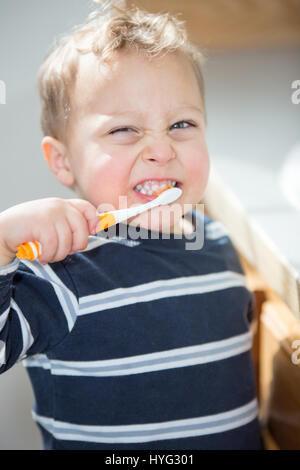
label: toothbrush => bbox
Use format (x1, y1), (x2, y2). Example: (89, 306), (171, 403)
(16, 187), (182, 260)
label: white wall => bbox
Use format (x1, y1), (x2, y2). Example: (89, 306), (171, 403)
(204, 48), (300, 272)
(0, 0), (299, 449)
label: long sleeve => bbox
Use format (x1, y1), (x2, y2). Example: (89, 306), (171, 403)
(0, 257), (79, 373)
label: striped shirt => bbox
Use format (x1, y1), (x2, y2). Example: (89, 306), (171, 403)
(0, 212), (262, 449)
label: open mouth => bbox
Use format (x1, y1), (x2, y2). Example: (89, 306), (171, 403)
(133, 179), (181, 197)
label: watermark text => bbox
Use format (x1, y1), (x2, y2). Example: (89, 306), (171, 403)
(96, 199), (205, 251)
(291, 80), (300, 104)
(0, 340), (6, 366)
(0, 80), (6, 104)
(291, 339), (300, 365)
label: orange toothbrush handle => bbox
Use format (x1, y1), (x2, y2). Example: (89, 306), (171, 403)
(16, 241), (42, 261)
(96, 212), (117, 232)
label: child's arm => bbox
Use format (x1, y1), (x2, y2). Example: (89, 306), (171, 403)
(0, 257), (79, 373)
(0, 198), (99, 372)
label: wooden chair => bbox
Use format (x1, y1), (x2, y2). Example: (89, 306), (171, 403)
(202, 169), (300, 450)
(240, 254), (300, 450)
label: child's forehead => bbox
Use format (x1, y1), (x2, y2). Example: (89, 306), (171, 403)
(74, 48), (180, 92)
(72, 53), (116, 115)
(72, 49), (201, 116)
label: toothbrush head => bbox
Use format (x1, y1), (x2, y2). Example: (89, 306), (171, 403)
(154, 186), (182, 206)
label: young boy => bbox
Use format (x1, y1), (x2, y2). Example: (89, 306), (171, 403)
(0, 4), (262, 449)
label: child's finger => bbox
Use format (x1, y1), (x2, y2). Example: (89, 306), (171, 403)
(65, 206), (90, 254)
(38, 225), (59, 264)
(52, 220), (74, 262)
(67, 199), (99, 235)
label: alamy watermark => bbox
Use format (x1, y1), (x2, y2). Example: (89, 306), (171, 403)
(96, 199), (205, 251)
(291, 339), (300, 365)
(0, 340), (6, 366)
(0, 80), (6, 104)
(291, 80), (300, 104)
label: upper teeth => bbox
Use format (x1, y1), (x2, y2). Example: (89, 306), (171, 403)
(134, 180), (177, 195)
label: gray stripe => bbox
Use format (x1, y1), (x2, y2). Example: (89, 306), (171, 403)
(36, 263), (77, 324)
(52, 335), (251, 374)
(24, 261), (77, 327)
(24, 332), (252, 376)
(11, 299), (34, 360)
(0, 257), (19, 275)
(0, 306), (9, 333)
(24, 354), (50, 369)
(49, 408), (256, 439)
(79, 272), (245, 312)
(32, 399), (258, 443)
(205, 221), (229, 239)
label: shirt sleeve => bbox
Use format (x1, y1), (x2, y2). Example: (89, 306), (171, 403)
(0, 257), (79, 373)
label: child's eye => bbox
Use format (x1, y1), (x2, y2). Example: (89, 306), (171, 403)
(108, 127), (141, 144)
(110, 127), (135, 134)
(170, 121), (195, 130)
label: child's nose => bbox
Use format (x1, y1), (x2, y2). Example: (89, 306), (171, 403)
(140, 140), (176, 165)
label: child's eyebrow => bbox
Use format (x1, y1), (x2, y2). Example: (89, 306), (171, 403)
(174, 105), (204, 116)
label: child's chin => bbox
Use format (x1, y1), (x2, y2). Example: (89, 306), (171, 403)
(129, 206), (183, 234)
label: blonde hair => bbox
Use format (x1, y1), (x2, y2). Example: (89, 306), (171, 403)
(38, 1), (207, 142)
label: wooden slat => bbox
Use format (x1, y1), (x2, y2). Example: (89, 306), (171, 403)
(259, 300), (300, 449)
(205, 189), (300, 450)
(202, 168), (300, 320)
(261, 427), (280, 450)
(132, 0), (300, 50)
(236, 253), (300, 449)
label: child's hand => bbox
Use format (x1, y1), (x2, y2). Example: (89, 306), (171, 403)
(0, 198), (99, 266)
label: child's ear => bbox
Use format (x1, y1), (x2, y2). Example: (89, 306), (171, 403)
(42, 136), (74, 187)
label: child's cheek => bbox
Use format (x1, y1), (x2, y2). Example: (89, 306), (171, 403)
(89, 158), (129, 208)
(186, 148), (210, 200)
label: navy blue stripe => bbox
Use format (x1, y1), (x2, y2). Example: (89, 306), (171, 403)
(51, 288), (251, 362)
(36, 352), (256, 426)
